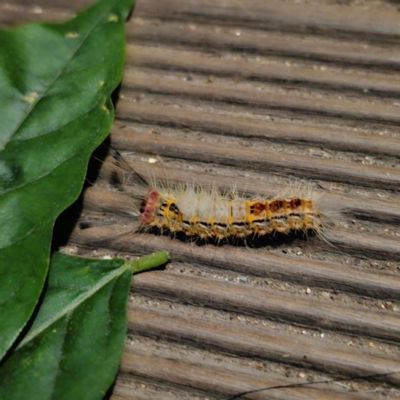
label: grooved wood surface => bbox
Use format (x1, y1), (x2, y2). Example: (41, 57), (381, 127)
(3, 0), (400, 398)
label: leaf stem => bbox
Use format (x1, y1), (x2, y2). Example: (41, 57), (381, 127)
(129, 251), (169, 274)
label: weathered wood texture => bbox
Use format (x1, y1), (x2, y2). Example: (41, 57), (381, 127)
(3, 0), (400, 398)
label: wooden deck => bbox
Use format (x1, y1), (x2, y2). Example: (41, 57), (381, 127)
(3, 0), (400, 398)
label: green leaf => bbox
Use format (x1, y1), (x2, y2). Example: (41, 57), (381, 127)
(0, 251), (169, 400)
(0, 0), (134, 360)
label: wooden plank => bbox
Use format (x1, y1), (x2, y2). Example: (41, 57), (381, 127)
(111, 130), (400, 190)
(121, 68), (400, 125)
(132, 270), (400, 343)
(128, 307), (400, 385)
(127, 44), (400, 97)
(111, 376), (203, 400)
(131, 7), (400, 68)
(0, 6), (72, 26)
(117, 95), (400, 158)
(134, 0), (400, 39)
(118, 341), (377, 400)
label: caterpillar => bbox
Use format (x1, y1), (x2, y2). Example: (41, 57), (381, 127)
(112, 151), (332, 243)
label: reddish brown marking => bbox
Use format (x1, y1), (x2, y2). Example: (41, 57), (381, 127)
(139, 189), (159, 223)
(251, 202), (265, 216)
(269, 200), (283, 213)
(290, 198), (301, 209)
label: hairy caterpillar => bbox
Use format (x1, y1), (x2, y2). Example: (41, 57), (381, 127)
(112, 151), (332, 243)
